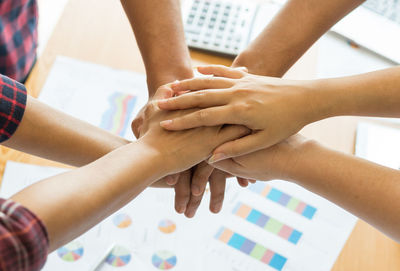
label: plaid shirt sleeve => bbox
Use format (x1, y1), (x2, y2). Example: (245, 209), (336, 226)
(0, 75), (47, 269)
(0, 74), (27, 142)
(0, 199), (49, 271)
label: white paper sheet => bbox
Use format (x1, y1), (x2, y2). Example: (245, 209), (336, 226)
(39, 56), (149, 140)
(316, 32), (394, 79)
(356, 122), (400, 170)
(1, 161), (357, 271)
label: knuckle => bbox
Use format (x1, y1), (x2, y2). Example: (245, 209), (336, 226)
(196, 110), (208, 121)
(143, 102), (156, 118)
(202, 77), (212, 85)
(194, 173), (209, 184)
(189, 196), (202, 206)
(194, 91), (206, 99)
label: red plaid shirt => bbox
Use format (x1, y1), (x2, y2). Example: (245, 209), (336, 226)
(0, 0), (38, 82)
(0, 74), (49, 270)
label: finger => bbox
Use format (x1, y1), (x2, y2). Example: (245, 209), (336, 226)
(184, 192), (204, 218)
(158, 89), (230, 111)
(171, 77), (234, 92)
(208, 132), (265, 163)
(197, 65), (247, 79)
(212, 159), (243, 177)
(166, 173), (180, 186)
(131, 117), (143, 139)
(237, 177), (250, 187)
(174, 170), (192, 214)
(153, 85), (174, 100)
(161, 106), (241, 130)
(209, 170), (227, 213)
(191, 162), (214, 196)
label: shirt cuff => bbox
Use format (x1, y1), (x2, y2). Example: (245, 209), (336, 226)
(0, 74), (27, 142)
(0, 198), (49, 271)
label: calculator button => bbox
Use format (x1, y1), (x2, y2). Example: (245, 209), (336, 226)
(186, 29), (200, 35)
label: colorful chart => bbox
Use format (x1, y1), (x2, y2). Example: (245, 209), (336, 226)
(113, 213), (132, 229)
(158, 219), (176, 234)
(248, 182), (317, 219)
(233, 202), (302, 244)
(100, 92), (137, 136)
(57, 240), (84, 262)
(215, 227), (287, 271)
(106, 245), (131, 267)
(151, 250), (177, 270)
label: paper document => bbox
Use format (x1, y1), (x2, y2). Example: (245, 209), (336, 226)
(39, 56), (149, 140)
(1, 161), (357, 271)
(356, 122), (400, 169)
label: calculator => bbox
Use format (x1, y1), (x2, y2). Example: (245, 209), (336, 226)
(182, 0), (282, 56)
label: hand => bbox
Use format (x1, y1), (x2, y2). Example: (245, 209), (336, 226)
(131, 83), (176, 138)
(158, 65), (318, 163)
(210, 134), (312, 182)
(137, 92), (250, 176)
(137, 85), (253, 217)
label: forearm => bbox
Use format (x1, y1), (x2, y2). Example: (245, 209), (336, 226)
(121, 0), (193, 95)
(11, 142), (166, 251)
(307, 67), (400, 121)
(233, 0), (363, 76)
(3, 96), (129, 167)
(288, 141), (400, 241)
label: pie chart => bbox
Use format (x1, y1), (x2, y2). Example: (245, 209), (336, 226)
(57, 240), (84, 262)
(106, 245), (131, 267)
(151, 250), (177, 270)
(158, 219), (176, 234)
(113, 213), (132, 229)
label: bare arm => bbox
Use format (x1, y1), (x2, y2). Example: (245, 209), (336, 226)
(291, 141), (400, 242)
(3, 96), (129, 166)
(159, 65), (400, 160)
(11, 104), (248, 251)
(210, 135), (400, 242)
(233, 0), (364, 76)
(120, 0), (193, 95)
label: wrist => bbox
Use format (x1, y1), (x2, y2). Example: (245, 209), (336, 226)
(300, 79), (347, 123)
(123, 142), (169, 184)
(233, 49), (287, 77)
(146, 66), (194, 97)
(132, 139), (177, 179)
(284, 138), (322, 183)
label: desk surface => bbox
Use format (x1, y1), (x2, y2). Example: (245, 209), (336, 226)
(1, 0), (400, 269)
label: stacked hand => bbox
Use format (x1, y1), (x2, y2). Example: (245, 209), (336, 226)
(132, 83), (254, 218)
(155, 65), (318, 186)
(158, 65), (317, 163)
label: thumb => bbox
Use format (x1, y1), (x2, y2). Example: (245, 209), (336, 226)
(208, 132), (265, 163)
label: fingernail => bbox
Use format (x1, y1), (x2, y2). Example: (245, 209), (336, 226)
(165, 176), (175, 185)
(208, 153), (226, 163)
(160, 120), (172, 127)
(177, 205), (186, 214)
(212, 203), (222, 213)
(185, 209), (195, 218)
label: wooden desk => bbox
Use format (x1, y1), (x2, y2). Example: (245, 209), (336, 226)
(2, 0), (400, 269)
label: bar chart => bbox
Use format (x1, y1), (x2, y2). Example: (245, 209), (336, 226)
(215, 227), (287, 271)
(232, 202), (303, 245)
(248, 182), (317, 219)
